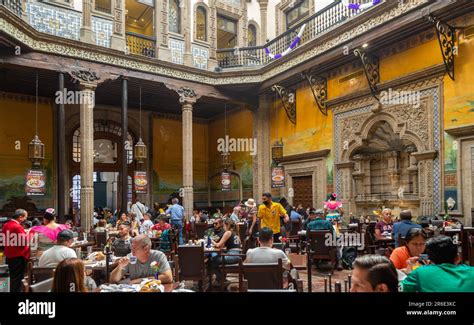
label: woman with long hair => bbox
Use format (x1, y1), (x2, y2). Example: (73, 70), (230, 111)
(52, 258), (88, 292)
(209, 218), (242, 286)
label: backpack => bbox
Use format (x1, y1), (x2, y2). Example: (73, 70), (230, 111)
(341, 246), (357, 270)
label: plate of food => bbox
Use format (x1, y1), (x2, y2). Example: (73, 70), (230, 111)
(135, 178), (148, 186)
(139, 279), (164, 292)
(26, 179), (45, 188)
(271, 175), (284, 182)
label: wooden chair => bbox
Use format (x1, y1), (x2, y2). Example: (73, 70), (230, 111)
(94, 231), (107, 249)
(218, 250), (246, 292)
(288, 219), (303, 253)
(238, 258), (284, 292)
(364, 222), (384, 254)
(468, 235), (474, 266)
(306, 230), (337, 292)
(462, 227), (474, 263)
(177, 244), (207, 291)
(397, 234), (407, 247)
(194, 222), (208, 239)
(30, 278), (54, 292)
(29, 266), (56, 286)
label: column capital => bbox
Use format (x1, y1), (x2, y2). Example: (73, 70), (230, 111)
(178, 87), (198, 105)
(69, 69), (101, 90)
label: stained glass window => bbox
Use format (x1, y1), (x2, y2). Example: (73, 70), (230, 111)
(169, 0), (181, 34)
(196, 6), (207, 41)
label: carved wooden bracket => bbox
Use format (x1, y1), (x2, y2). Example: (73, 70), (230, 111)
(353, 48), (379, 101)
(177, 87), (198, 104)
(271, 84), (296, 125)
(428, 14), (457, 81)
(302, 72), (327, 115)
(70, 69), (100, 83)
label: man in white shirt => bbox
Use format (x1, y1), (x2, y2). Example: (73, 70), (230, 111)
(131, 199), (147, 222)
(38, 230), (77, 267)
(245, 227), (290, 270)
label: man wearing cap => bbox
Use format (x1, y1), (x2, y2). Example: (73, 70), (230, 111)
(38, 229), (77, 267)
(244, 198), (258, 237)
(257, 193), (289, 242)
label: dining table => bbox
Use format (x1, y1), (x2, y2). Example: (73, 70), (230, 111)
(95, 281), (180, 292)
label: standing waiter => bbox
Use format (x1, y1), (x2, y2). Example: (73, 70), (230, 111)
(1, 209), (31, 292)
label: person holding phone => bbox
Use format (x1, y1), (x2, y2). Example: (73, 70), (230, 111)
(389, 228), (427, 274)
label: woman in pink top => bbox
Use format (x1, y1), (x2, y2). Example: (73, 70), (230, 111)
(30, 208), (70, 257)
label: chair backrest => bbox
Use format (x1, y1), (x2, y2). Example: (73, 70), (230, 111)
(307, 230), (333, 256)
(365, 222), (378, 245)
(468, 235), (474, 266)
(237, 222), (247, 244)
(289, 219), (302, 236)
(32, 266), (56, 284)
(239, 259), (283, 290)
(95, 231), (107, 248)
(398, 234), (407, 247)
(194, 222), (208, 239)
(30, 278), (54, 292)
(177, 244), (205, 279)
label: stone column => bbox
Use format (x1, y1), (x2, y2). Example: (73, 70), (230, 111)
(80, 0), (95, 44)
(336, 161), (355, 215)
(259, 0), (268, 43)
(178, 87), (197, 220)
(412, 150), (438, 216)
(183, 0), (192, 66)
(156, 0), (171, 61)
(79, 83), (96, 232)
(57, 73), (67, 220)
(111, 0), (126, 51)
(252, 94), (271, 199)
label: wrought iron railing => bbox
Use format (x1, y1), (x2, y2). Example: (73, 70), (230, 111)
(0, 0), (22, 17)
(126, 32), (156, 58)
(94, 0), (112, 14)
(217, 0), (382, 68)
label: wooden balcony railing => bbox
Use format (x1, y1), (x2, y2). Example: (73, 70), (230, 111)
(0, 0), (22, 17)
(126, 32), (156, 58)
(217, 0), (383, 69)
(94, 0), (111, 14)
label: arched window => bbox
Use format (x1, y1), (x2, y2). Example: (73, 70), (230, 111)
(72, 122), (134, 164)
(169, 0), (181, 34)
(196, 6), (207, 41)
(248, 24), (257, 47)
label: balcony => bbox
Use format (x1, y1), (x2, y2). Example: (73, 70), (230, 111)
(126, 32), (156, 58)
(217, 0), (382, 69)
(355, 193), (420, 203)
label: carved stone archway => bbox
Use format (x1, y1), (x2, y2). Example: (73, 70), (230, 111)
(333, 77), (442, 217)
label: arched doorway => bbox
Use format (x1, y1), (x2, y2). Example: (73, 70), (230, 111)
(68, 120), (137, 214)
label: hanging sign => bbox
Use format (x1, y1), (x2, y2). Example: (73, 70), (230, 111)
(221, 172), (231, 191)
(25, 169), (46, 196)
(134, 171), (148, 194)
(271, 166), (286, 188)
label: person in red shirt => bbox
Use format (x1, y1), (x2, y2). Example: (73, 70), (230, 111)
(152, 215), (172, 235)
(1, 209), (30, 292)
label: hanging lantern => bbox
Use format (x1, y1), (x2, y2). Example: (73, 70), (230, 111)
(134, 137), (147, 163)
(221, 151), (231, 170)
(29, 135), (45, 168)
(272, 139), (283, 163)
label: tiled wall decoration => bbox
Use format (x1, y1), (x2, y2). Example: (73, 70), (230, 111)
(169, 38), (184, 65)
(191, 44), (209, 70)
(92, 16), (113, 48)
(27, 2), (82, 40)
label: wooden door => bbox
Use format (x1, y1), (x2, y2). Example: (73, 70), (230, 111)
(292, 175), (313, 208)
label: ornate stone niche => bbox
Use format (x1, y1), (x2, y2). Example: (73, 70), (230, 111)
(333, 78), (443, 217)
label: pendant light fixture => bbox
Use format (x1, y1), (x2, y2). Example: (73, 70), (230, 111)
(221, 104), (231, 170)
(28, 70), (45, 168)
(134, 83), (147, 163)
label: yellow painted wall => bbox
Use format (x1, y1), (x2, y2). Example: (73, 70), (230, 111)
(152, 117), (209, 194)
(0, 97), (55, 209)
(270, 85), (333, 156)
(444, 14), (474, 129)
(208, 108), (254, 191)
